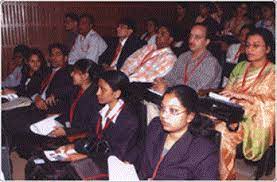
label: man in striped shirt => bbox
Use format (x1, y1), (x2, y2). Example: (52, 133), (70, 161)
(153, 23), (222, 93)
(121, 23), (177, 83)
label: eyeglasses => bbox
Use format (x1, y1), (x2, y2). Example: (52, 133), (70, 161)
(245, 43), (266, 49)
(159, 106), (186, 116)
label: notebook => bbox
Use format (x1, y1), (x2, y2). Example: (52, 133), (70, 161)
(30, 114), (63, 136)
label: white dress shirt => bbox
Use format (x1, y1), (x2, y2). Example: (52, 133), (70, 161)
(98, 99), (124, 129)
(2, 66), (22, 88)
(226, 43), (241, 64)
(68, 29), (107, 64)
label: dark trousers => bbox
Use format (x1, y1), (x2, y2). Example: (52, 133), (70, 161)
(2, 105), (67, 159)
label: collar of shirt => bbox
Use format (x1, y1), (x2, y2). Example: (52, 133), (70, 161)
(150, 44), (173, 57)
(189, 49), (209, 62)
(99, 99), (125, 126)
(40, 67), (61, 100)
(79, 29), (96, 40)
(120, 37), (128, 47)
(52, 67), (61, 72)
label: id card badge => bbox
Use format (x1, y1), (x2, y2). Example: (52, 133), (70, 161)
(65, 121), (71, 128)
(34, 158), (45, 164)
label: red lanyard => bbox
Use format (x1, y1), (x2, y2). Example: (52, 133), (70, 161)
(151, 155), (164, 179)
(69, 88), (84, 123)
(183, 51), (208, 84)
(40, 71), (56, 93)
(95, 104), (125, 139)
(131, 49), (158, 75)
(241, 61), (269, 92)
(139, 50), (157, 67)
(110, 42), (123, 66)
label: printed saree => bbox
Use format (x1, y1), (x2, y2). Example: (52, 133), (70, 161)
(216, 61), (275, 180)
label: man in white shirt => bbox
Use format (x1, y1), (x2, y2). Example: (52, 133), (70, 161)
(68, 13), (107, 64)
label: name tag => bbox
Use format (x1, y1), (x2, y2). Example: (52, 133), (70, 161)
(65, 122), (71, 128)
(34, 158), (45, 164)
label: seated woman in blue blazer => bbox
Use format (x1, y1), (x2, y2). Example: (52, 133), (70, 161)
(48, 58), (101, 138)
(138, 85), (219, 180)
(56, 70), (141, 163)
(2, 48), (48, 97)
(5, 59), (102, 158)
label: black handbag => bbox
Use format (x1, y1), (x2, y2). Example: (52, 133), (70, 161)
(81, 137), (112, 156)
(69, 157), (108, 180)
(25, 151), (108, 180)
(198, 97), (245, 131)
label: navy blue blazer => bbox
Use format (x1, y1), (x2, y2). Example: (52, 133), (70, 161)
(139, 116), (219, 180)
(75, 103), (141, 162)
(57, 83), (100, 135)
(42, 65), (73, 98)
(13, 68), (48, 98)
(99, 35), (146, 70)
(42, 65), (74, 114)
(2, 65), (74, 135)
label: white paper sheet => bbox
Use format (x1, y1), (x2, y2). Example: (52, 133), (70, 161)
(44, 149), (77, 162)
(147, 88), (163, 96)
(30, 114), (63, 136)
(209, 92), (230, 103)
(108, 155), (139, 181)
(2, 93), (19, 101)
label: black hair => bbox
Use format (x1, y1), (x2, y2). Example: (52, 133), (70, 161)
(146, 17), (159, 28)
(176, 2), (186, 10)
(235, 3), (249, 17)
(48, 43), (69, 56)
(163, 85), (198, 113)
(65, 12), (79, 23)
(163, 85), (216, 138)
(210, 2), (222, 14)
(80, 13), (94, 26)
(246, 27), (275, 62)
(261, 3), (274, 13)
(119, 18), (136, 32)
(191, 23), (212, 40)
(199, 2), (213, 14)
(27, 48), (46, 66)
(239, 24), (255, 35)
(73, 59), (103, 82)
(158, 21), (176, 41)
(23, 48), (48, 76)
(99, 70), (130, 99)
(237, 2), (248, 10)
(13, 44), (30, 59)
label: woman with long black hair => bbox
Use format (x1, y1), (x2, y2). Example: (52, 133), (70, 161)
(139, 85), (219, 180)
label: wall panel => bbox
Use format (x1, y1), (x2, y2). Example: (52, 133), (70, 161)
(2, 2), (177, 79)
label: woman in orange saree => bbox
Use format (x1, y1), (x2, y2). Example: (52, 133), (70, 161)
(217, 28), (275, 180)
